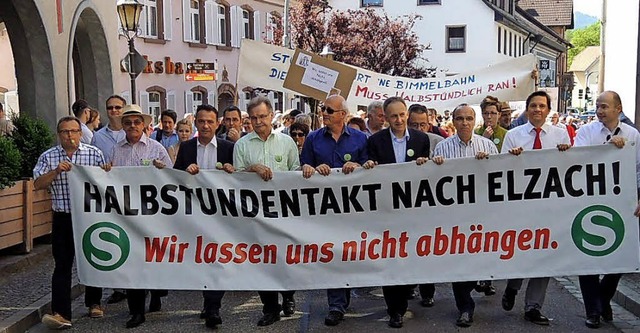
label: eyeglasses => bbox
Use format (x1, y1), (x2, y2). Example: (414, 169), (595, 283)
(58, 129), (82, 135)
(320, 106), (344, 114)
(107, 105), (123, 110)
(290, 132), (306, 138)
(122, 119), (144, 126)
(482, 112), (499, 116)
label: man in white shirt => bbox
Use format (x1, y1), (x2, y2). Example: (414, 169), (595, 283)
(574, 90), (640, 328)
(71, 99), (93, 144)
(500, 91), (571, 326)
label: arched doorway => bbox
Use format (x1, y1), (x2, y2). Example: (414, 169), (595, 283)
(69, 5), (113, 114)
(218, 83), (236, 112)
(0, 0), (55, 125)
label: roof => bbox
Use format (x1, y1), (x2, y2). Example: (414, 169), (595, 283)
(568, 46), (600, 72)
(518, 0), (574, 27)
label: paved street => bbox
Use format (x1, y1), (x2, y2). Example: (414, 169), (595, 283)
(25, 280), (628, 332)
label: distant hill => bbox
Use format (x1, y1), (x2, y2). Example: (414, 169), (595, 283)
(574, 11), (598, 29)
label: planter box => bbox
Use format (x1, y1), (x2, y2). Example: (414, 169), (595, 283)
(0, 179), (52, 252)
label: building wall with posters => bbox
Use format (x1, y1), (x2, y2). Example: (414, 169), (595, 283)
(114, 0), (285, 122)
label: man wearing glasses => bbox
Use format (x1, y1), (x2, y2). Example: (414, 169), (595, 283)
(475, 96), (508, 152)
(91, 95), (127, 164)
(233, 96), (300, 327)
(109, 105), (172, 329)
(300, 94), (368, 326)
(35, 116), (108, 329)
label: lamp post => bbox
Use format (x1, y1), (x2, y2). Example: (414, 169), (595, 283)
(117, 0), (144, 104)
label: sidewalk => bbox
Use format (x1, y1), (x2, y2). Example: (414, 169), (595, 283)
(1, 245), (640, 332)
(0, 245), (83, 333)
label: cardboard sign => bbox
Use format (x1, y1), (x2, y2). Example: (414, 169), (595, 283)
(283, 48), (357, 101)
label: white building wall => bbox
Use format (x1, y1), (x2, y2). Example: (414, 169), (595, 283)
(604, 0), (639, 122)
(328, 0), (512, 75)
(115, 0), (284, 119)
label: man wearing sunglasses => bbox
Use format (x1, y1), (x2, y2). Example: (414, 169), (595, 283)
(91, 95), (127, 164)
(300, 94), (369, 327)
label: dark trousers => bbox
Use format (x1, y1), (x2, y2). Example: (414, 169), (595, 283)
(382, 285), (412, 316)
(419, 283), (435, 299)
(452, 281), (477, 314)
(127, 289), (168, 315)
(51, 212), (102, 320)
(258, 290), (295, 314)
(203, 290), (226, 315)
(578, 274), (623, 316)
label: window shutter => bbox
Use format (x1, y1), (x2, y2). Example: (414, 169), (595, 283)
(230, 6), (240, 48)
(185, 91), (194, 115)
(205, 1), (216, 44)
(139, 4), (148, 37)
(266, 12), (274, 42)
(167, 90), (176, 111)
(253, 11), (262, 41)
(164, 0), (172, 40)
(267, 91), (275, 110)
(208, 91), (217, 108)
(121, 91), (131, 105)
(139, 91), (150, 117)
(182, 0), (191, 41)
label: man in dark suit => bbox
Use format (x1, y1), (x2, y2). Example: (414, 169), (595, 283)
(363, 97), (430, 328)
(174, 104), (234, 330)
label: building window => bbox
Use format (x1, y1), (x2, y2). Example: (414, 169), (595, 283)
(190, 0), (200, 41)
(509, 31), (512, 56)
(361, 0), (383, 7)
(148, 92), (161, 121)
(417, 0), (440, 4)
(192, 92), (203, 112)
(497, 27), (502, 53)
(218, 4), (227, 45)
(147, 0), (158, 37)
(242, 9), (250, 39)
(446, 26), (466, 53)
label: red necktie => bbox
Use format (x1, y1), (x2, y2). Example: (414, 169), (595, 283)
(533, 128), (542, 150)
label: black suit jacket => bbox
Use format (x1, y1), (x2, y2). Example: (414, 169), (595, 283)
(367, 128), (430, 165)
(173, 137), (235, 171)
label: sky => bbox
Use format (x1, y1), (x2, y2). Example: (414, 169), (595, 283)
(573, 0), (602, 18)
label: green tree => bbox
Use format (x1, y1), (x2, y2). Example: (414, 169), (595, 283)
(567, 22), (600, 67)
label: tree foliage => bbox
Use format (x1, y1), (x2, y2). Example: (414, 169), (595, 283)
(283, 0), (433, 78)
(567, 22), (600, 67)
(11, 114), (55, 179)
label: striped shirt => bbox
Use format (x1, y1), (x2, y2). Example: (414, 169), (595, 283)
(575, 120), (640, 188)
(33, 143), (105, 213)
(233, 131), (300, 172)
(433, 134), (499, 159)
(110, 133), (173, 168)
(501, 122), (570, 153)
(91, 124), (125, 164)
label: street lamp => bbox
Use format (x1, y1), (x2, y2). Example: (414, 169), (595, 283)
(319, 45), (335, 61)
(117, 0), (144, 104)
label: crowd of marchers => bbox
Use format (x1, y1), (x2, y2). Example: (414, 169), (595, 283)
(33, 88), (640, 330)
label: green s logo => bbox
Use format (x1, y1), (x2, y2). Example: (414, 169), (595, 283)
(82, 222), (130, 271)
(572, 205), (625, 257)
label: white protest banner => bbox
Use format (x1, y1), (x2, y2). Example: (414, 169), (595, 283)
(70, 145), (639, 290)
(237, 39), (297, 94)
(236, 39), (536, 110)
